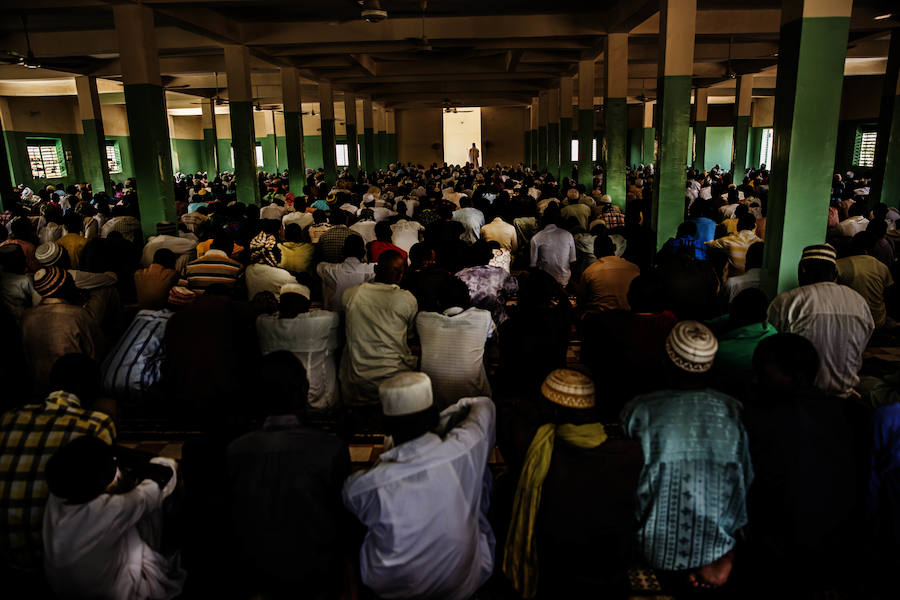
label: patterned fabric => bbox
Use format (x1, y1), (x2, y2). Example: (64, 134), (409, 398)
(0, 392), (115, 569)
(101, 309), (172, 405)
(180, 211), (209, 233)
(318, 226), (358, 264)
(456, 265), (519, 325)
(249, 232), (279, 267)
(100, 215), (142, 243)
(181, 249), (243, 291)
(600, 209), (626, 230)
(622, 389), (752, 572)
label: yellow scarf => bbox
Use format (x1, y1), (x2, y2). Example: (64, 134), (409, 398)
(502, 422), (607, 598)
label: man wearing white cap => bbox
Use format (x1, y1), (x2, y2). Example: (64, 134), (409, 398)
(257, 283), (341, 410)
(342, 372), (496, 600)
(767, 243), (874, 397)
(622, 321), (752, 591)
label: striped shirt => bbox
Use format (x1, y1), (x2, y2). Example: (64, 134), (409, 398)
(0, 392), (115, 570)
(101, 309), (172, 404)
(181, 249), (243, 291)
(706, 229), (761, 277)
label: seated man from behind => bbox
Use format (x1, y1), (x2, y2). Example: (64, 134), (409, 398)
(837, 231), (894, 329)
(42, 436), (183, 599)
(416, 276), (495, 409)
(708, 287), (777, 391)
(0, 354), (116, 571)
(343, 372), (495, 600)
(740, 334), (865, 596)
(705, 213), (761, 277)
(340, 250), (418, 407)
(227, 351), (351, 598)
(256, 284), (340, 411)
(134, 248), (178, 310)
(622, 321), (753, 591)
(578, 231), (640, 312)
(767, 244), (874, 397)
(181, 231), (243, 293)
(317, 235), (375, 312)
(501, 369), (642, 598)
(456, 240), (519, 325)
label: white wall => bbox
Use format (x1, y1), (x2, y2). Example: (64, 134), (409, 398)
(442, 107), (482, 166)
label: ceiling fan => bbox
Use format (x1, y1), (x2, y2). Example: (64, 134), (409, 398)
(0, 16), (40, 69)
(0, 15), (101, 72)
(406, 1), (433, 53)
(441, 99), (473, 114)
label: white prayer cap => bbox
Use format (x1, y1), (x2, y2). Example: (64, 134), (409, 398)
(280, 282), (310, 300)
(363, 193), (375, 203)
(380, 372), (433, 417)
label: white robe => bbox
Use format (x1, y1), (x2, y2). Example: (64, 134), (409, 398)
(43, 458), (184, 600)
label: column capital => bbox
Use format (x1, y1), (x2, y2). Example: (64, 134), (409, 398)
(280, 66), (302, 113)
(605, 32), (629, 99)
(224, 45), (253, 103)
(659, 0), (697, 77)
(113, 3), (161, 86)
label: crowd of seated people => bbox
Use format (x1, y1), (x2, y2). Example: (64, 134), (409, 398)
(1, 159), (899, 599)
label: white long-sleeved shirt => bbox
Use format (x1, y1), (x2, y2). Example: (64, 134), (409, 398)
(342, 397), (496, 600)
(245, 263), (298, 301)
(529, 224), (577, 286)
(452, 207), (485, 245)
(256, 310), (341, 409)
(42, 458), (183, 600)
(317, 257), (375, 312)
(767, 281), (874, 397)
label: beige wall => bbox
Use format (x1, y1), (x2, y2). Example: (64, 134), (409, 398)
(481, 106), (527, 166)
(171, 114), (203, 139)
(4, 96), (80, 133)
(397, 108), (443, 165)
(100, 104), (130, 136)
(215, 113), (232, 138)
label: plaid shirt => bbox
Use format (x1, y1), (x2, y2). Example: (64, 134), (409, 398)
(318, 225), (359, 264)
(0, 392), (115, 570)
(600, 209), (626, 229)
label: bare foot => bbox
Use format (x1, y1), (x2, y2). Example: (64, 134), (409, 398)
(687, 549), (735, 589)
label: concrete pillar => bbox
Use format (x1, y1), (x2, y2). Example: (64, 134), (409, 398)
(763, 0), (852, 295)
(577, 59), (595, 188)
(386, 109), (397, 166)
(200, 98), (219, 176)
(260, 111), (278, 174)
(874, 28), (900, 206)
(344, 93), (359, 177)
(113, 3), (175, 238)
(319, 81), (337, 184)
(604, 32), (628, 209)
(651, 0), (696, 250)
(538, 90), (549, 171)
(560, 76), (574, 180)
(731, 74), (753, 179)
(374, 103), (387, 169)
(693, 88), (708, 171)
(224, 45), (260, 204)
(362, 96), (375, 173)
(642, 101), (655, 165)
(0, 100), (14, 211)
(280, 66), (306, 195)
(547, 88), (560, 179)
(75, 76), (112, 194)
(529, 98), (539, 168)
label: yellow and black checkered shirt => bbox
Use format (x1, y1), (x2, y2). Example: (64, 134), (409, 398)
(0, 391), (115, 570)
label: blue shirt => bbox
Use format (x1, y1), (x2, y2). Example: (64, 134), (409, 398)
(661, 235), (708, 260)
(622, 389), (753, 571)
(689, 217), (717, 243)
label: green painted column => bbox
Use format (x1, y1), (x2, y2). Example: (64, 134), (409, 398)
(604, 32), (628, 208)
(344, 93), (359, 177)
(75, 76), (112, 194)
(731, 74), (753, 179)
(362, 97), (375, 173)
(319, 81), (337, 184)
(693, 88), (708, 171)
(747, 127), (763, 170)
(874, 28), (900, 206)
(280, 67), (305, 194)
(200, 98), (218, 176)
(262, 133), (277, 173)
(0, 104), (14, 211)
(524, 130), (532, 166)
(113, 4), (175, 239)
(547, 88), (560, 179)
(762, 0), (852, 295)
(577, 59), (595, 188)
(225, 45), (260, 204)
(559, 76), (574, 179)
(642, 128), (655, 165)
(652, 0), (696, 250)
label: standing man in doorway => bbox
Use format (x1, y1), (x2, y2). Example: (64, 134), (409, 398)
(469, 142), (480, 168)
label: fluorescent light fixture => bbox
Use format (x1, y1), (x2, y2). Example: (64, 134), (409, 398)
(874, 13), (893, 20)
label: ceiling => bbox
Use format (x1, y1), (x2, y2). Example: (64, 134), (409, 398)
(0, 0), (896, 109)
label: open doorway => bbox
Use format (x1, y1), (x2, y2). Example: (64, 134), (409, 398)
(442, 107), (482, 166)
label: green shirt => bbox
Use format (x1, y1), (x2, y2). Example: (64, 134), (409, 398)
(714, 321), (777, 376)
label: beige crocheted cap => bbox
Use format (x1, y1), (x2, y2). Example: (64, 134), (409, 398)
(665, 320), (718, 373)
(541, 369), (596, 409)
